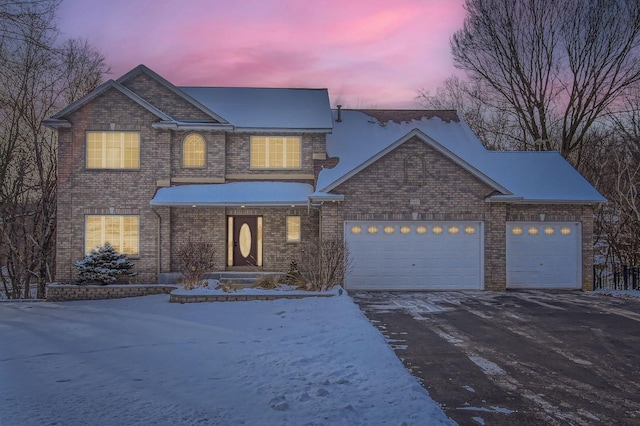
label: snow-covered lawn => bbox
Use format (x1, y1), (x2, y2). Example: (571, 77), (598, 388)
(0, 291), (453, 426)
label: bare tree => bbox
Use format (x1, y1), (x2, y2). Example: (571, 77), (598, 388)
(417, 76), (525, 150)
(450, 0), (640, 162)
(0, 1), (107, 298)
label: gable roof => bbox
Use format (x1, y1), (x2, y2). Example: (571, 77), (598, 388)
(317, 109), (605, 204)
(43, 80), (173, 127)
(117, 65), (229, 124)
(180, 86), (333, 132)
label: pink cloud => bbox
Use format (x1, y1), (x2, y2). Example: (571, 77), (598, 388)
(58, 0), (466, 108)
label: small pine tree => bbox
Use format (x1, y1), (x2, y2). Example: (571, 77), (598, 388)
(75, 243), (134, 285)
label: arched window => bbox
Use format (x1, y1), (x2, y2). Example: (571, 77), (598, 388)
(183, 134), (205, 168)
(404, 154), (426, 185)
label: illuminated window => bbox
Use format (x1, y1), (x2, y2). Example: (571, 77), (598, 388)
(367, 226), (378, 234)
(528, 227), (539, 235)
(286, 216), (301, 242)
(86, 132), (139, 169)
(512, 227), (523, 235)
(544, 227), (555, 235)
(416, 226), (427, 234)
(448, 226), (459, 234)
(433, 226), (443, 235)
(183, 134), (205, 167)
(464, 226), (476, 235)
(251, 136), (301, 169)
(400, 226), (411, 234)
(384, 226), (395, 234)
(351, 226), (362, 235)
(560, 227), (572, 235)
(85, 215), (139, 255)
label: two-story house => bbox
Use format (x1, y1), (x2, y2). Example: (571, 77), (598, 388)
(45, 65), (605, 291)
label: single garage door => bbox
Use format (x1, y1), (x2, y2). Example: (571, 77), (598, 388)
(344, 221), (483, 290)
(506, 222), (581, 289)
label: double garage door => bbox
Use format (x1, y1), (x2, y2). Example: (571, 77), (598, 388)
(345, 220), (582, 290)
(345, 221), (484, 290)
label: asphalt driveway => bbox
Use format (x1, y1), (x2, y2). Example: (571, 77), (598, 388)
(353, 290), (640, 425)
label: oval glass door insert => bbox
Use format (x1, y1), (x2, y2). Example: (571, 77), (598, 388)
(239, 223), (252, 258)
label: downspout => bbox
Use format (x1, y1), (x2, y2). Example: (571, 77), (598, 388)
(151, 206), (161, 278)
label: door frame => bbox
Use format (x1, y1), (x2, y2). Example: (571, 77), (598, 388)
(227, 216), (263, 267)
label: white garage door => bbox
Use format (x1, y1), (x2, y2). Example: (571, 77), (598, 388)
(344, 221), (483, 290)
(506, 222), (581, 289)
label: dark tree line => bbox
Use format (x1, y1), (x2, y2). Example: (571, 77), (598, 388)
(0, 0), (107, 298)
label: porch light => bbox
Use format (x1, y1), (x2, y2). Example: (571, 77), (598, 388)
(192, 205), (196, 208)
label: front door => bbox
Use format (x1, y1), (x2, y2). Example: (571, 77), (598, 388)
(229, 216), (262, 267)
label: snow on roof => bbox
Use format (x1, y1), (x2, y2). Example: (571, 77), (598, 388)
(180, 87), (333, 131)
(150, 182), (314, 207)
(317, 109), (605, 203)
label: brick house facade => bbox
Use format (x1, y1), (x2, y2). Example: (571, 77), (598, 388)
(45, 65), (605, 291)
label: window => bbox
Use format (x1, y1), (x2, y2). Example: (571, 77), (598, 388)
(86, 132), (139, 169)
(85, 215), (139, 255)
(251, 136), (301, 169)
(183, 134), (205, 168)
(286, 216), (301, 242)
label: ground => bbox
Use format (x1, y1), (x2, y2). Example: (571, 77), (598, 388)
(0, 292), (452, 426)
(353, 290), (640, 426)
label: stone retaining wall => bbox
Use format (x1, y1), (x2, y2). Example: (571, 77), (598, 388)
(170, 293), (334, 303)
(46, 284), (178, 302)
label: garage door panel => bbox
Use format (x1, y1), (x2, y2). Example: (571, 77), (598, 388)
(507, 222), (581, 289)
(345, 221), (483, 290)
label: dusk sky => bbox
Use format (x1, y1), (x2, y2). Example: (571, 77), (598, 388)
(57, 0), (466, 108)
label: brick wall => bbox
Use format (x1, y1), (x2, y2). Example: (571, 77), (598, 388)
(55, 88), (170, 284)
(170, 130), (226, 179)
(120, 72), (212, 121)
(225, 133), (321, 179)
(169, 207), (320, 272)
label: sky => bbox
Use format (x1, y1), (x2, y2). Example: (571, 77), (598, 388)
(56, 0), (467, 108)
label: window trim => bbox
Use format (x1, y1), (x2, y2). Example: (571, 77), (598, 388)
(250, 136), (302, 170)
(286, 216), (301, 243)
(84, 214), (140, 257)
(182, 133), (206, 168)
(85, 131), (140, 170)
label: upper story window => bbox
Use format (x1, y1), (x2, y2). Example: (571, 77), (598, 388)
(183, 133), (205, 168)
(86, 131), (140, 169)
(251, 136), (301, 169)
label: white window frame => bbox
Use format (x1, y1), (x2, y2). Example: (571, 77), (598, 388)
(85, 215), (140, 256)
(86, 131), (140, 169)
(183, 133), (206, 168)
(250, 136), (301, 169)
(286, 216), (301, 243)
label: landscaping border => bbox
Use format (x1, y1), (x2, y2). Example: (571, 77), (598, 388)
(169, 292), (334, 303)
(46, 283), (178, 302)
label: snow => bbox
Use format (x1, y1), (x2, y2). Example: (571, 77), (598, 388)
(0, 293), (454, 426)
(317, 109), (605, 203)
(180, 87), (333, 131)
(151, 181), (314, 207)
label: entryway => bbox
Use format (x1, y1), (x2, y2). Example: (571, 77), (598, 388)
(227, 216), (263, 267)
